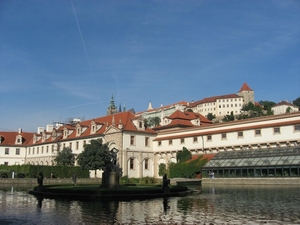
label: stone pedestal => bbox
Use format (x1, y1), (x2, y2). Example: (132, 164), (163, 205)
(102, 171), (120, 188)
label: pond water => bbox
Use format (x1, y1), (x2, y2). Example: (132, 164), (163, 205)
(0, 183), (299, 224)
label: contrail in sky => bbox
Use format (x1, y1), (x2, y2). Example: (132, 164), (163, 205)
(71, 1), (100, 101)
(71, 1), (91, 69)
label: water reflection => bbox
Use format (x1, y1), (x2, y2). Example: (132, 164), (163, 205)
(0, 184), (299, 224)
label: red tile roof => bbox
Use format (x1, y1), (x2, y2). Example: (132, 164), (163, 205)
(238, 82), (253, 92)
(189, 94), (241, 107)
(0, 131), (34, 145)
(274, 101), (297, 107)
(153, 110), (212, 131)
(187, 154), (217, 162)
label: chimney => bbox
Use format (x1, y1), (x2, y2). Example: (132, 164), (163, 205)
(37, 127), (44, 134)
(18, 128), (22, 134)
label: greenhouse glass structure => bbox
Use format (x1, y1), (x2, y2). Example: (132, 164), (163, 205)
(202, 146), (300, 178)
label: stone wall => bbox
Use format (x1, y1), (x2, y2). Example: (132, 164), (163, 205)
(202, 178), (300, 185)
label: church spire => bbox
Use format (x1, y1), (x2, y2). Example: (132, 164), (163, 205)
(107, 94), (117, 115)
(147, 101), (153, 110)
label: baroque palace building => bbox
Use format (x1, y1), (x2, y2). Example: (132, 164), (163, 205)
(0, 83), (299, 178)
(0, 110), (299, 178)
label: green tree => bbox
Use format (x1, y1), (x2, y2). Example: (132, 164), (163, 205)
(54, 147), (75, 166)
(286, 106), (292, 113)
(259, 100), (276, 115)
(293, 97), (300, 108)
(176, 147), (191, 163)
(158, 163), (168, 176)
(240, 102), (263, 117)
(222, 111), (235, 122)
(144, 116), (161, 128)
(206, 113), (216, 121)
(77, 139), (111, 177)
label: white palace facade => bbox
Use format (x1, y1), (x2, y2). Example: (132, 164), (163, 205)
(1, 109), (299, 178)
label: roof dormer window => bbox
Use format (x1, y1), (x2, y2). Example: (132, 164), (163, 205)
(15, 135), (23, 145)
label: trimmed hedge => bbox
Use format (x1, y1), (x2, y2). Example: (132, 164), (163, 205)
(0, 165), (89, 178)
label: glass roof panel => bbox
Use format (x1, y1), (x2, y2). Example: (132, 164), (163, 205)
(270, 157), (281, 165)
(291, 156), (300, 164)
(277, 156), (291, 165)
(237, 158), (247, 166)
(256, 158), (267, 166)
(203, 147), (300, 168)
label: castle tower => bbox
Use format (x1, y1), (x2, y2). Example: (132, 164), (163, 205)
(238, 82), (254, 105)
(107, 95), (117, 115)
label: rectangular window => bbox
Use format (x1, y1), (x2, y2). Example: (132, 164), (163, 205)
(158, 141), (162, 146)
(274, 127), (280, 134)
(16, 148), (20, 155)
(5, 148), (9, 155)
(46, 146), (49, 153)
(207, 135), (212, 141)
(144, 158), (149, 170)
(145, 137), (149, 147)
(37, 147), (39, 154)
(193, 137), (198, 143)
(169, 139), (173, 145)
(4, 162), (8, 166)
(130, 158), (134, 169)
(28, 148), (31, 155)
(295, 125), (300, 132)
(180, 138), (184, 144)
(76, 141), (79, 150)
(33, 148), (35, 154)
(83, 141), (86, 147)
(42, 146), (44, 154)
(255, 129), (261, 136)
(69, 142), (72, 149)
(237, 131), (243, 138)
(52, 145), (54, 152)
(221, 133), (227, 139)
(130, 136), (135, 145)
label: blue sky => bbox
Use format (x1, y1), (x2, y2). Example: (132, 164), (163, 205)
(1, 0), (299, 132)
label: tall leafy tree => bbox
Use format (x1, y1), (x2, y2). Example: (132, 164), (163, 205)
(176, 147), (191, 163)
(240, 102), (263, 118)
(158, 163), (168, 176)
(77, 139), (111, 177)
(293, 97), (300, 109)
(54, 147), (75, 166)
(259, 100), (276, 115)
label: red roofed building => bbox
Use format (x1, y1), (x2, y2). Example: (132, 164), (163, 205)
(0, 129), (34, 166)
(187, 83), (254, 119)
(272, 101), (299, 115)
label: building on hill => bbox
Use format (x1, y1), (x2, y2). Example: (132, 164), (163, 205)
(272, 101), (299, 115)
(187, 82), (254, 119)
(135, 101), (189, 127)
(237, 82), (254, 105)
